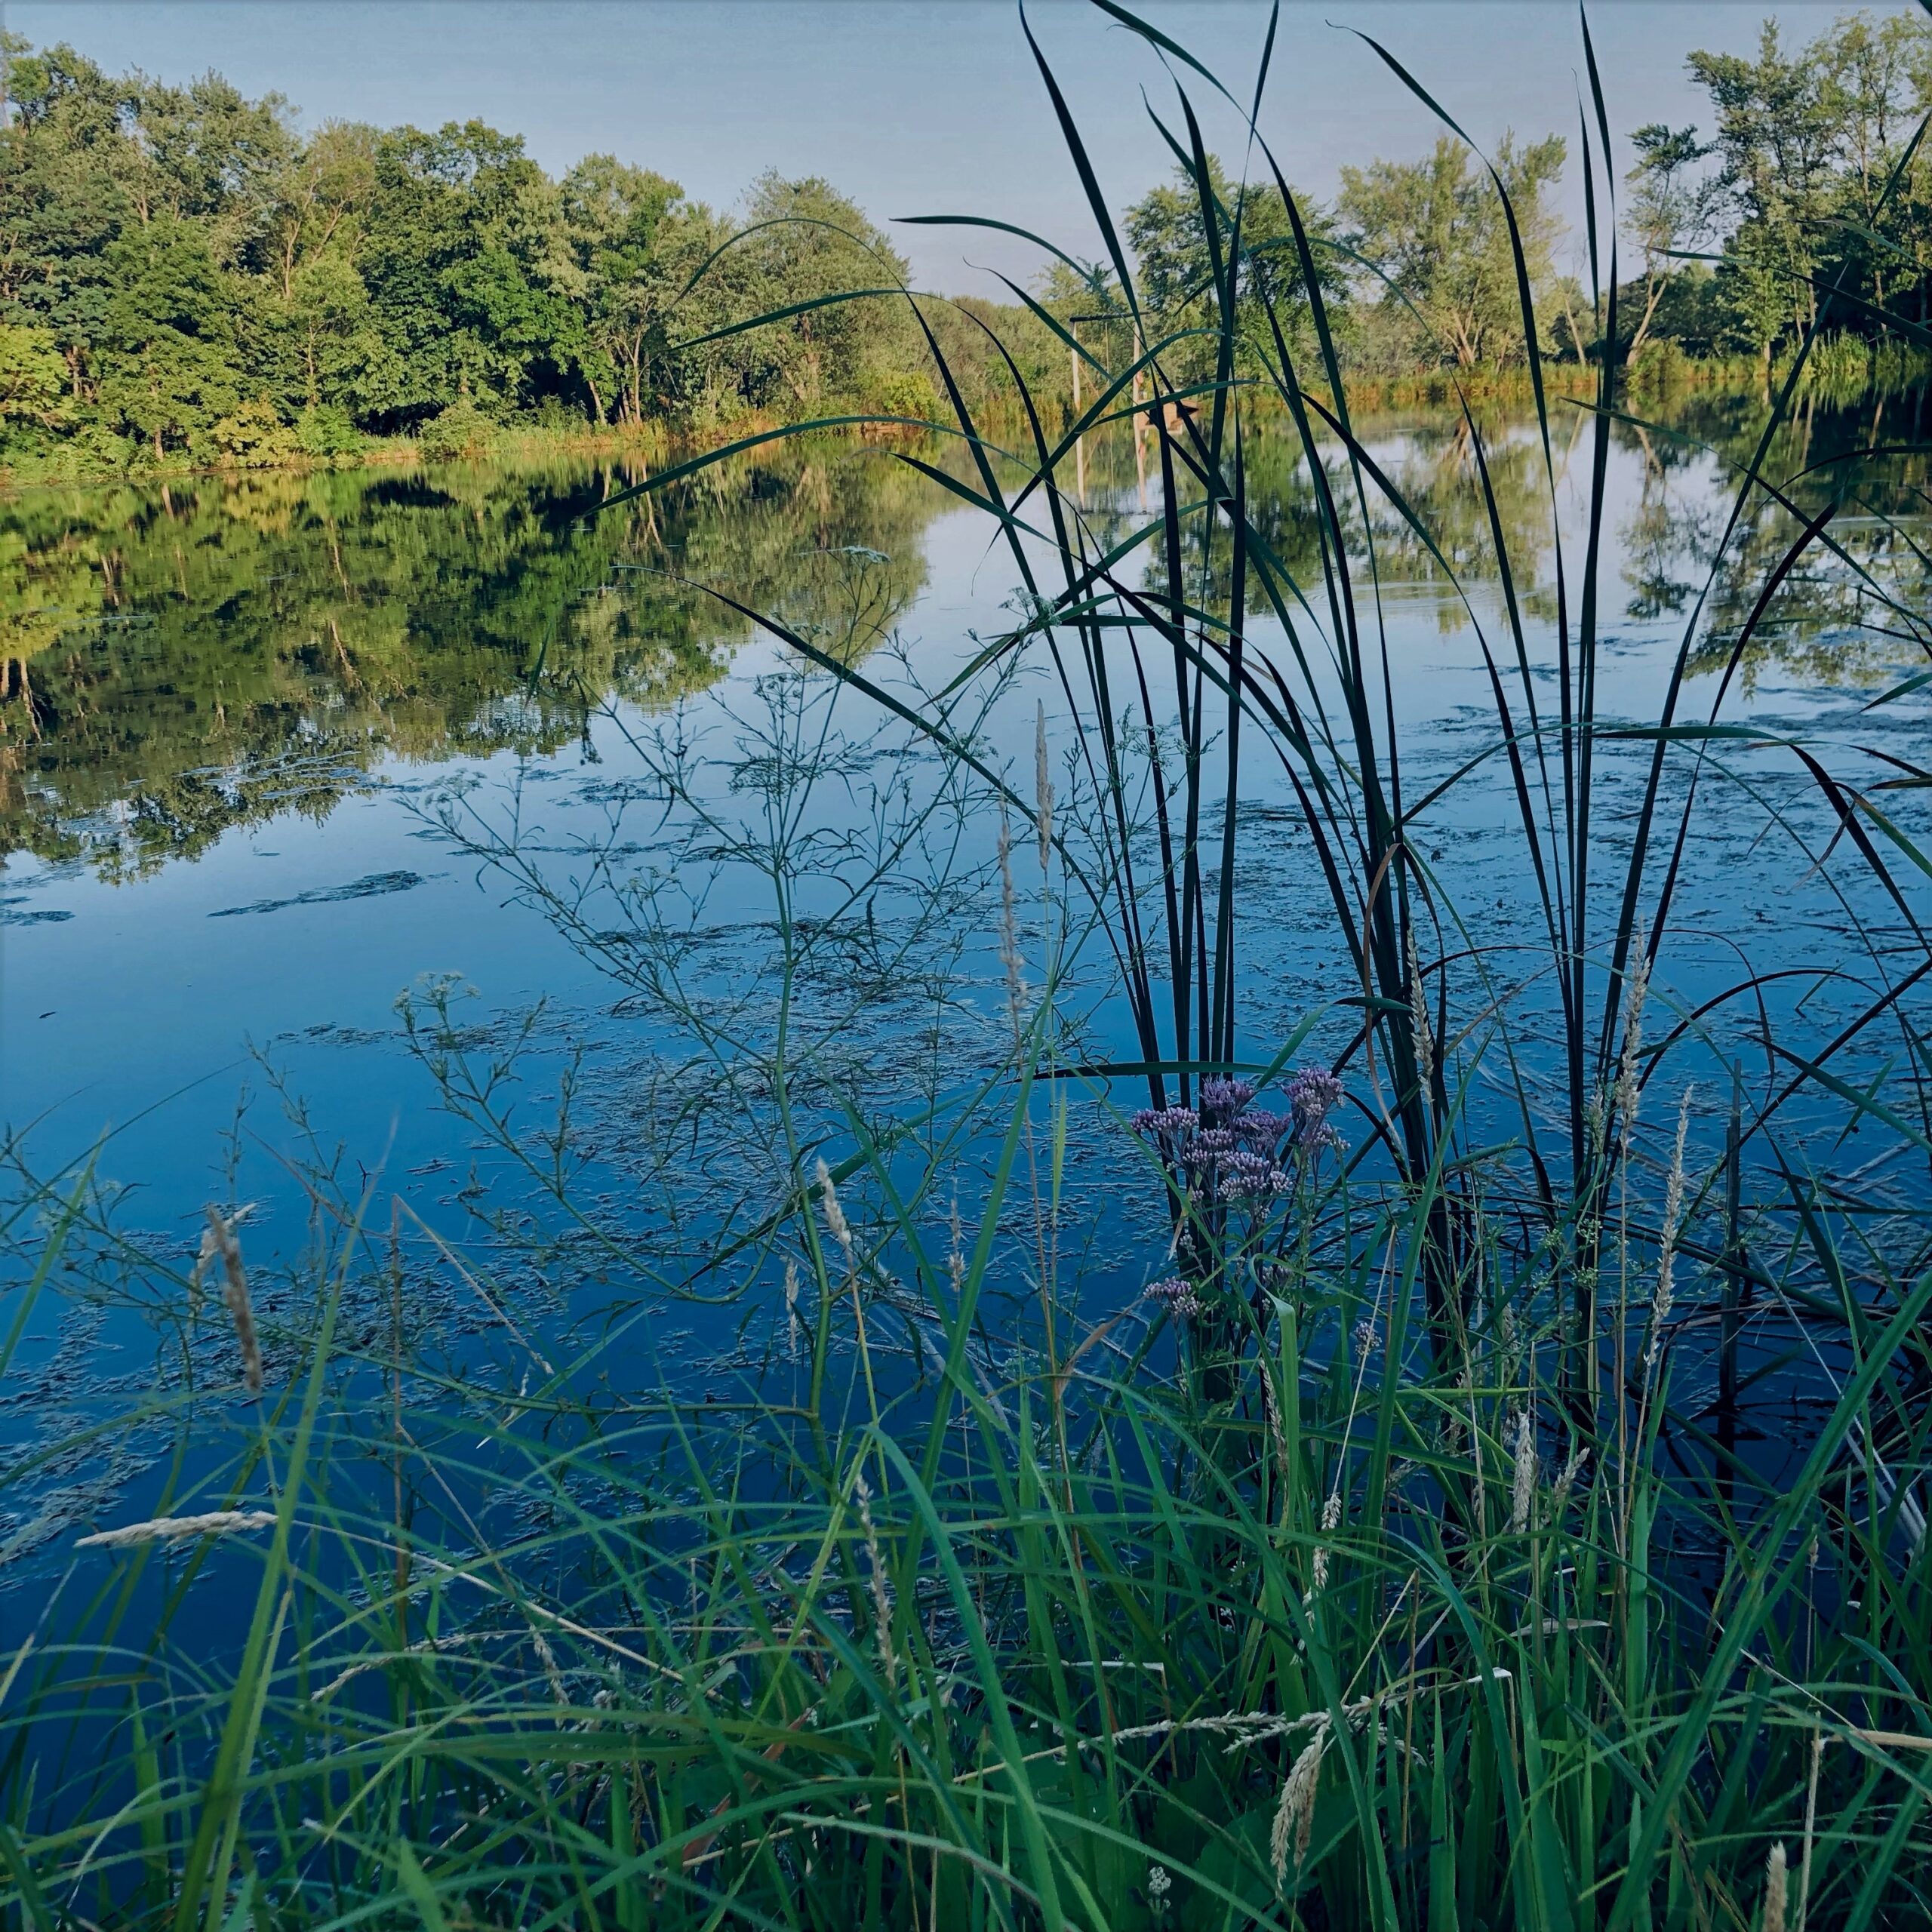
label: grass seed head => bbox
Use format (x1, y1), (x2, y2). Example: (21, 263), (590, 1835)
(1552, 1443), (1589, 1510)
(1310, 1488), (1343, 1592)
(1648, 1086), (1694, 1372)
(1615, 940), (1651, 1149)
(1406, 924), (1434, 1097)
(854, 1470), (897, 1687)
(1763, 1841), (1788, 1932)
(815, 1158), (854, 1261)
(77, 1509), (277, 1549)
(205, 1204), (263, 1395)
(1271, 1721), (1327, 1882)
(1512, 1407), (1538, 1534)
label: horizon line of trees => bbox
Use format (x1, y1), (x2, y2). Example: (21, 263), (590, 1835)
(0, 10), (1924, 473)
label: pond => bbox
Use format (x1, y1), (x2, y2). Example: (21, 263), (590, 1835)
(2, 386), (1930, 1559)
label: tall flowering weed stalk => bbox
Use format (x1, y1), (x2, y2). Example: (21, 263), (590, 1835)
(1137, 1067), (1345, 1348)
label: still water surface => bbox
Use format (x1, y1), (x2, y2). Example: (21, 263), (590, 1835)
(1, 393), (1929, 1545)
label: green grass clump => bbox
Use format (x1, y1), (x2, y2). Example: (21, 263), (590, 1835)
(8, 1103), (1932, 1930)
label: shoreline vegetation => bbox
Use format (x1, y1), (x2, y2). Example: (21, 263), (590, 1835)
(6, 330), (1929, 491)
(11, 4), (1932, 1930)
(3, 11), (1932, 488)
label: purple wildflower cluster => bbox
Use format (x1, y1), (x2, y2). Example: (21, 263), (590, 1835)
(1286, 1066), (1346, 1153)
(1130, 1105), (1197, 1146)
(1129, 1064), (1346, 1180)
(1145, 1276), (1202, 1318)
(1223, 1151), (1295, 1200)
(1198, 1074), (1254, 1122)
(1133, 1067), (1346, 1334)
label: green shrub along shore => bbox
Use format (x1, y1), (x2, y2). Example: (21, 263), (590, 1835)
(4, 8), (1932, 481)
(11, 5), (1932, 1931)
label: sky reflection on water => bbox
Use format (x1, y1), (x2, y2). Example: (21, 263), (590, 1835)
(2, 393), (1929, 1444)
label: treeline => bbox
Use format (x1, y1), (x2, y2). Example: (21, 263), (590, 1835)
(1620, 12), (1932, 374)
(0, 12), (1927, 474)
(1115, 11), (1932, 387)
(0, 41), (1075, 472)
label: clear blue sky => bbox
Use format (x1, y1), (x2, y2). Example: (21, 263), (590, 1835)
(17, 2), (1872, 292)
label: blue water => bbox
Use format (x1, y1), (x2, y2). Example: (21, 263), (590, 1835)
(2, 405), (1930, 1561)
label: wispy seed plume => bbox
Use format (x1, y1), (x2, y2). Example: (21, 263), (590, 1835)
(1310, 1488), (1343, 1594)
(1511, 1408), (1538, 1534)
(1406, 924), (1434, 1099)
(1270, 1720), (1327, 1882)
(854, 1470), (897, 1687)
(1763, 1841), (1789, 1932)
(1615, 940), (1651, 1151)
(1648, 1086), (1694, 1371)
(815, 1159), (854, 1263)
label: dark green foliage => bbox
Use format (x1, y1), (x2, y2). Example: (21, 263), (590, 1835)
(1626, 13), (1932, 362)
(1339, 133), (1568, 368)
(1126, 153), (1349, 377)
(0, 39), (1066, 470)
(355, 118), (579, 426)
(96, 214), (240, 457)
(9, 10), (1932, 474)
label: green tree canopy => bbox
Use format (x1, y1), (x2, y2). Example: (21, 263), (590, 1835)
(1337, 132), (1567, 369)
(1124, 153), (1347, 383)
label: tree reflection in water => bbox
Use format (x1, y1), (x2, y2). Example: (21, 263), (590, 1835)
(5, 384), (1931, 880)
(0, 447), (938, 875)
